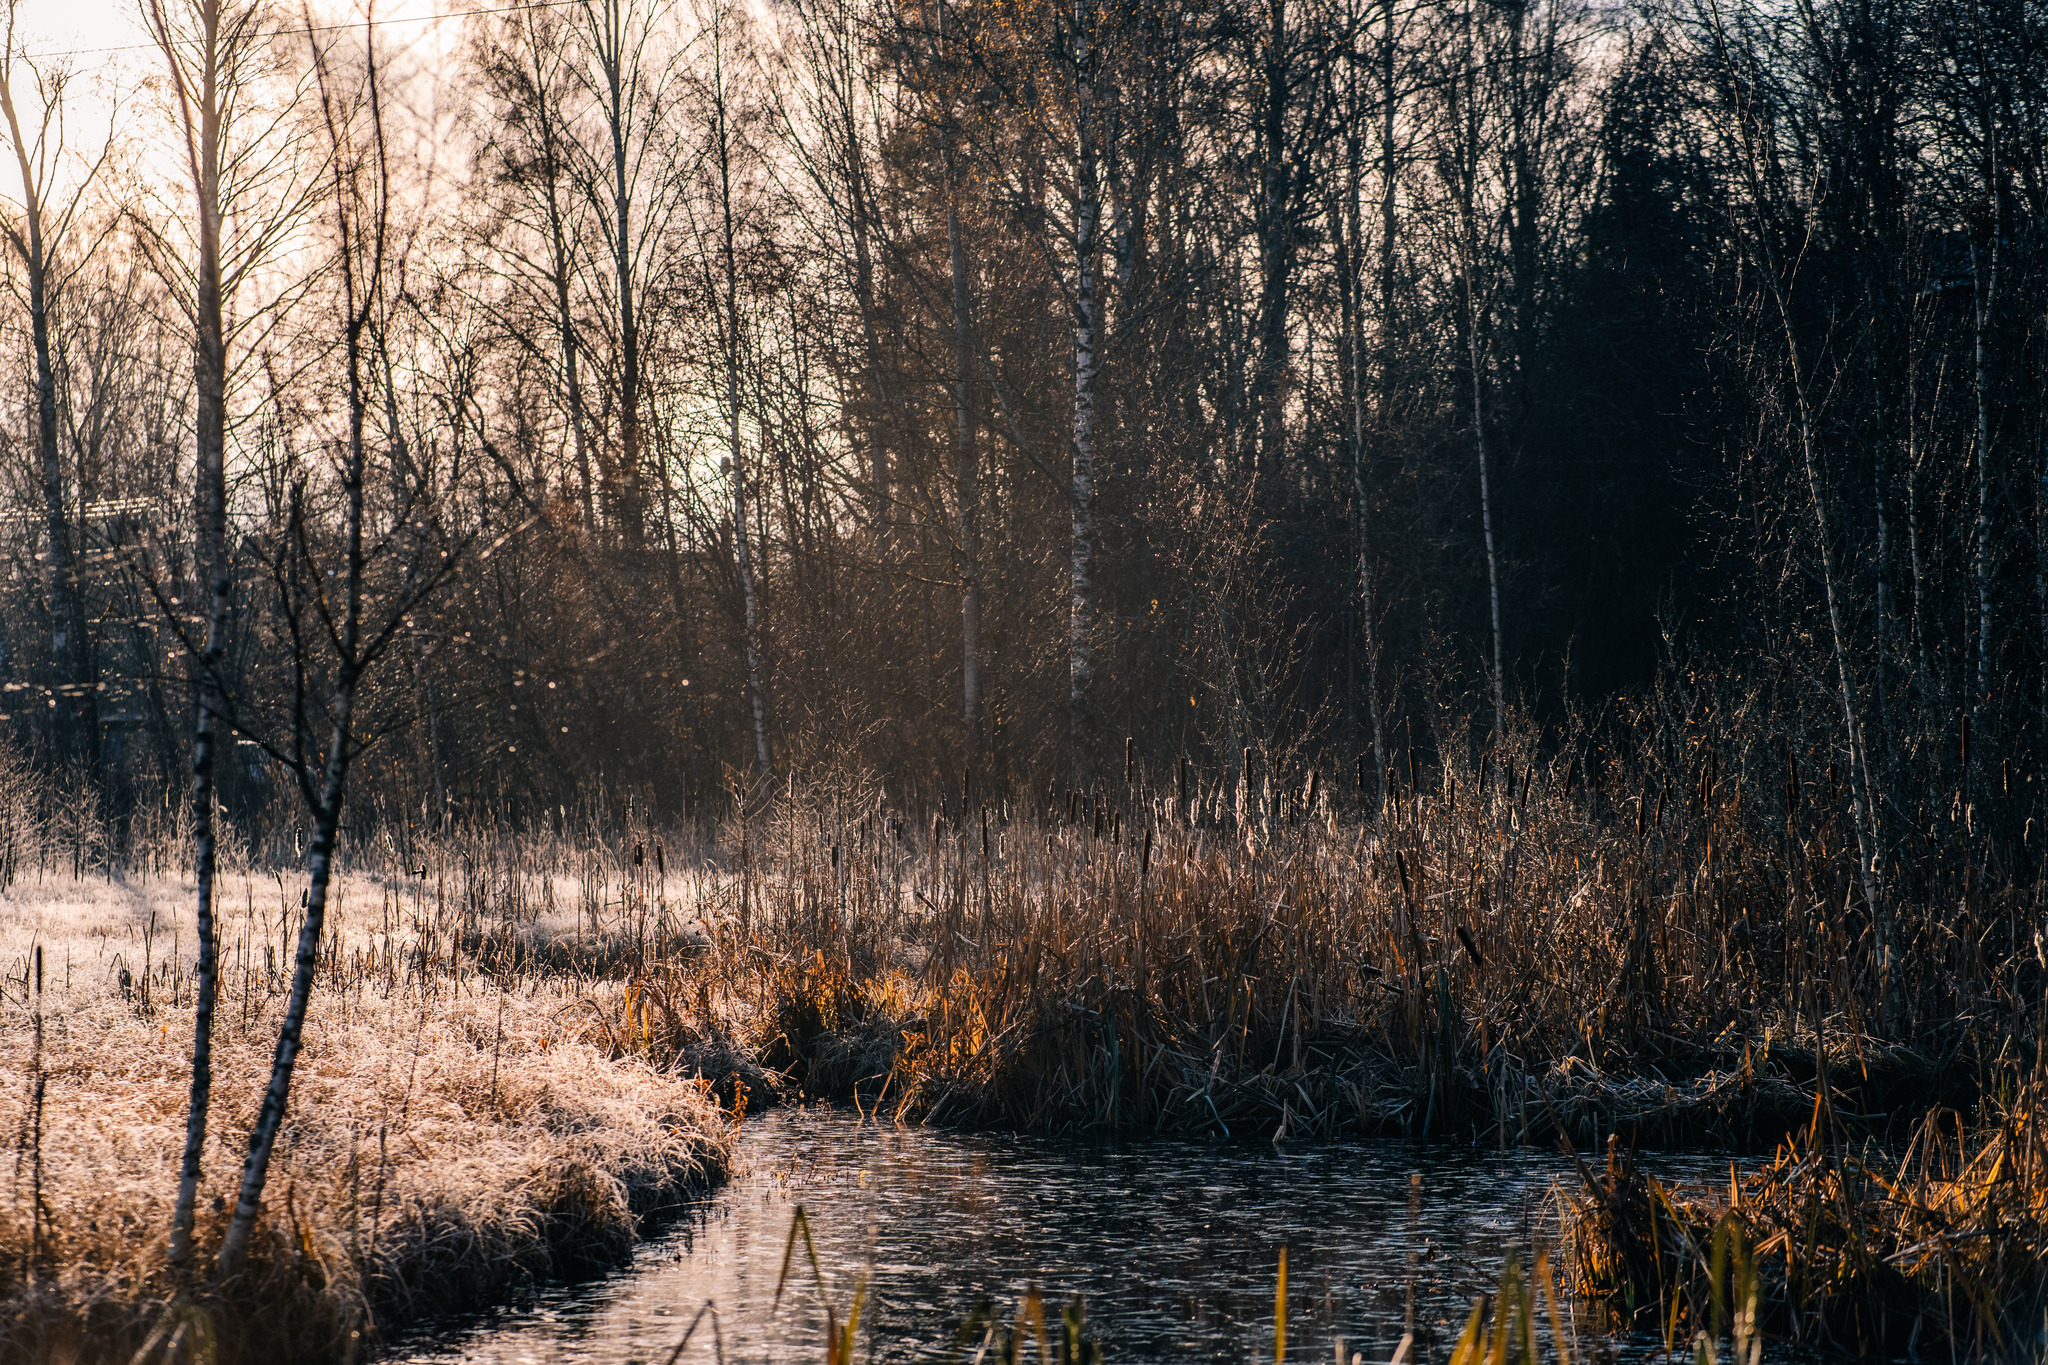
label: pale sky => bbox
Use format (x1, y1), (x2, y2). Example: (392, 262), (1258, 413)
(0, 0), (475, 216)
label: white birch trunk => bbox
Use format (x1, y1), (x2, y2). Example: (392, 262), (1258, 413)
(1340, 127), (1385, 812)
(141, 0), (233, 1262)
(1472, 326), (1506, 748)
(718, 111), (772, 787)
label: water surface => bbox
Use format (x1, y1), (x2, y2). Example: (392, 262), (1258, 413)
(395, 1108), (1714, 1364)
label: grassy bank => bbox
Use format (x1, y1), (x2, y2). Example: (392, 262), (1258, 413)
(0, 858), (737, 1363)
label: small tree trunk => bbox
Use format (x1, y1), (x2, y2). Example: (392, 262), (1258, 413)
(1907, 438), (1930, 689)
(29, 271), (95, 771)
(1971, 237), (1997, 719)
(1874, 414), (1892, 750)
(2038, 422), (2048, 785)
(556, 230), (595, 532)
(1448, 34), (1506, 747)
(715, 76), (771, 785)
(732, 448), (771, 783)
(0, 71), (97, 773)
(1337, 136), (1385, 812)
(1473, 344), (1506, 748)
(843, 117), (895, 550)
(1459, 212), (1506, 744)
(169, 116), (230, 1270)
(947, 159), (983, 782)
(215, 693), (352, 1278)
(935, 0), (982, 777)
(1068, 0), (1101, 790)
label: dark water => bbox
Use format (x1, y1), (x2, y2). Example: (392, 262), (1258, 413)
(394, 1108), (1723, 1364)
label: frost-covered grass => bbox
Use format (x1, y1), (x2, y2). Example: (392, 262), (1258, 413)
(0, 863), (736, 1363)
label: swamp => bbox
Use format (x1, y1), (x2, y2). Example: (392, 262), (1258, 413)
(3, 0), (2048, 1350)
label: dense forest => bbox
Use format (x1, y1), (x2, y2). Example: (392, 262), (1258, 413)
(0, 0), (2043, 856)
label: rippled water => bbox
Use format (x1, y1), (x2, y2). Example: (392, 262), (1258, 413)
(394, 1109), (1719, 1364)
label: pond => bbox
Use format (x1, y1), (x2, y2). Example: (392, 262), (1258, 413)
(394, 1108), (1721, 1364)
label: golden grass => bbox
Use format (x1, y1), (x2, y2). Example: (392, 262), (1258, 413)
(0, 857), (736, 1364)
(1565, 1073), (2048, 1359)
(716, 724), (2006, 1147)
(5, 681), (2043, 1359)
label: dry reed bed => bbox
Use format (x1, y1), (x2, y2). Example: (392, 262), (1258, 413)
(5, 688), (2042, 1358)
(710, 719), (2034, 1146)
(0, 859), (737, 1363)
(1565, 1072), (2048, 1360)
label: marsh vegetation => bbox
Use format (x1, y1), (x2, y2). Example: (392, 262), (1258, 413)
(1, 0), (2046, 1345)
(7, 719), (2048, 1358)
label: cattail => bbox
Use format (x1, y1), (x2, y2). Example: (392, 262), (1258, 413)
(1456, 924), (1482, 969)
(1141, 827), (1153, 877)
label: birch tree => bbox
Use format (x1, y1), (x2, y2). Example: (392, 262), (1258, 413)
(216, 23), (480, 1277)
(473, 2), (600, 528)
(0, 7), (110, 774)
(139, 0), (316, 1270)
(690, 0), (773, 785)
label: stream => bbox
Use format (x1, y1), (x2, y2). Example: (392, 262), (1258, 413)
(394, 1107), (1723, 1364)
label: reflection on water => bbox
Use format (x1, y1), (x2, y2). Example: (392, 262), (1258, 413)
(394, 1108), (1710, 1364)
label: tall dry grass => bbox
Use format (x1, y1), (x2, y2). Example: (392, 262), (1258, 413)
(1565, 1066), (2048, 1359)
(707, 700), (2037, 1147)
(5, 672), (2043, 1357)
(0, 820), (739, 1364)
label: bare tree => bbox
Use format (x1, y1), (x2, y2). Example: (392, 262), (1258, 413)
(1434, 0), (1508, 746)
(0, 5), (113, 773)
(1703, 0), (1888, 951)
(472, 1), (600, 529)
(570, 0), (693, 548)
(216, 21), (480, 1277)
(944, 111), (983, 783)
(690, 0), (773, 784)
(139, 0), (315, 1270)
